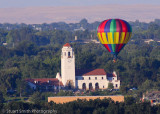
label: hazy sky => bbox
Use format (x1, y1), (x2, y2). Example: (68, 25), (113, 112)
(0, 0), (159, 24)
(0, 0), (159, 8)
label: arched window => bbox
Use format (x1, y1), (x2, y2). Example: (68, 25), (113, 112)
(89, 77), (91, 80)
(68, 52), (70, 57)
(95, 77), (97, 80)
(89, 83), (93, 90)
(95, 83), (99, 90)
(102, 77), (103, 80)
(82, 83), (86, 90)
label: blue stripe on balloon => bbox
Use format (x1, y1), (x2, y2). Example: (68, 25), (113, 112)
(108, 44), (113, 52)
(104, 19), (112, 33)
(104, 19), (111, 43)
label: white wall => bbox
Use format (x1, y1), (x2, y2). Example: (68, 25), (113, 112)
(61, 46), (75, 87)
(76, 75), (120, 89)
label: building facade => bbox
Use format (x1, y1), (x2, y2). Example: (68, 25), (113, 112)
(25, 78), (63, 92)
(58, 43), (120, 90)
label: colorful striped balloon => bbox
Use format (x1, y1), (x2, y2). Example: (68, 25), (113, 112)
(97, 19), (132, 60)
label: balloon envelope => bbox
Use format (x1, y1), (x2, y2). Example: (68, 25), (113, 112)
(97, 19), (132, 59)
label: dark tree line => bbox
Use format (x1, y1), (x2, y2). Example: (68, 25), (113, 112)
(1, 97), (160, 114)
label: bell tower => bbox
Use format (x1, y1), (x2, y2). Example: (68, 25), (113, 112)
(61, 43), (75, 88)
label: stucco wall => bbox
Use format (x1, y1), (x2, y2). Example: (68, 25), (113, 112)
(76, 75), (120, 89)
(48, 95), (124, 104)
(61, 46), (75, 87)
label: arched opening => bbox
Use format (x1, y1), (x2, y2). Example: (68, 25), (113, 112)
(89, 83), (93, 90)
(68, 81), (72, 89)
(66, 80), (74, 89)
(82, 83), (86, 90)
(95, 83), (99, 90)
(68, 52), (70, 57)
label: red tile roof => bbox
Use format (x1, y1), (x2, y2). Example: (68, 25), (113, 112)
(63, 43), (71, 47)
(76, 69), (106, 76)
(25, 78), (63, 86)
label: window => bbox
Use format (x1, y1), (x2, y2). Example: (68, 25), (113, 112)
(103, 86), (104, 88)
(95, 77), (97, 80)
(68, 52), (70, 57)
(113, 78), (114, 80)
(89, 77), (91, 80)
(82, 77), (84, 80)
(116, 84), (118, 87)
(102, 77), (103, 80)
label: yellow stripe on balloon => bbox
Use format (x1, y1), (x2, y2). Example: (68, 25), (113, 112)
(127, 32), (132, 42)
(119, 32), (125, 44)
(114, 32), (119, 44)
(97, 33), (104, 44)
(124, 32), (130, 43)
(102, 33), (109, 44)
(107, 32), (114, 44)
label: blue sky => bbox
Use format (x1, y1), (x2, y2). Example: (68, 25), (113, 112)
(0, 0), (159, 8)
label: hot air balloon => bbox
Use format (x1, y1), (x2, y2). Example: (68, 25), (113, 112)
(97, 19), (132, 62)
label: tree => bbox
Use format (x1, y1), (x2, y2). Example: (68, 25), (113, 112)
(120, 85), (128, 94)
(108, 83), (114, 89)
(0, 91), (4, 103)
(124, 96), (136, 105)
(29, 92), (41, 103)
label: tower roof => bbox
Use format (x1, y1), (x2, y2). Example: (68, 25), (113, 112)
(63, 43), (71, 47)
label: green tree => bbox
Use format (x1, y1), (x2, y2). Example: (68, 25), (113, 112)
(29, 92), (41, 103)
(124, 96), (136, 105)
(0, 91), (4, 103)
(108, 83), (114, 89)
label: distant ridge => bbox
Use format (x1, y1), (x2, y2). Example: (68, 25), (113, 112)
(0, 4), (160, 24)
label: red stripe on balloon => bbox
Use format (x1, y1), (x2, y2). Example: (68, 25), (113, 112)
(115, 19), (122, 32)
(97, 22), (103, 33)
(115, 44), (120, 53)
(119, 19), (128, 43)
(115, 19), (122, 52)
(100, 20), (109, 33)
(119, 20), (128, 32)
(117, 44), (124, 52)
(103, 44), (111, 52)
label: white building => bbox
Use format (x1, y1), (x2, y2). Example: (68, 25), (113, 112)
(26, 43), (120, 91)
(25, 78), (63, 92)
(57, 43), (120, 90)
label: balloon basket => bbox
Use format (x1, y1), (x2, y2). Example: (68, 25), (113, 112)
(113, 59), (116, 63)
